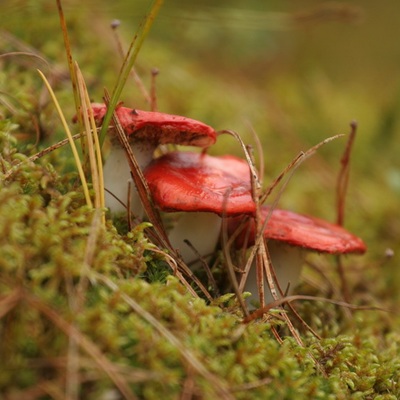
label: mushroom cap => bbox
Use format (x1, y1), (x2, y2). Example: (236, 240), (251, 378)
(144, 151), (256, 215)
(229, 205), (366, 254)
(87, 103), (217, 147)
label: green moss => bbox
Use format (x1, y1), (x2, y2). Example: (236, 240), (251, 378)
(1, 1), (400, 398)
(1, 159), (399, 398)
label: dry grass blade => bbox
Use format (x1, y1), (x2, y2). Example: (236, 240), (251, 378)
(222, 215), (256, 302)
(218, 129), (261, 196)
(24, 292), (138, 400)
(234, 133), (346, 337)
(245, 121), (265, 184)
(218, 130), (300, 333)
(95, 272), (235, 400)
(75, 63), (105, 216)
(0, 30), (66, 78)
(242, 273), (327, 375)
(246, 220), (323, 341)
(183, 239), (219, 295)
(253, 134), (348, 334)
(174, 258), (213, 301)
(65, 210), (103, 400)
(218, 129), (263, 312)
(103, 92), (212, 301)
(245, 238), (299, 348)
(261, 152), (304, 205)
(37, 69), (92, 208)
(150, 248), (199, 298)
(225, 133), (348, 367)
(221, 214), (250, 317)
(0, 51), (50, 67)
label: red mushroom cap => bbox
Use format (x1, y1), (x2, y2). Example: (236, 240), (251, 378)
(144, 151), (256, 215)
(84, 103), (217, 147)
(229, 205), (367, 254)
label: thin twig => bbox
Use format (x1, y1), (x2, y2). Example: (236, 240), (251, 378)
(150, 68), (159, 111)
(336, 121), (357, 226)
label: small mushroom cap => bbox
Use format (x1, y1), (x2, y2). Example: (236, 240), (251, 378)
(229, 205), (367, 254)
(144, 151), (256, 215)
(83, 103), (217, 147)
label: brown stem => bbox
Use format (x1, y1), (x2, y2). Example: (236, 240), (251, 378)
(335, 121), (358, 304)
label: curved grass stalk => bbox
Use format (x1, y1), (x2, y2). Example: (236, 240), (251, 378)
(90, 112), (105, 211)
(261, 133), (345, 205)
(37, 69), (92, 208)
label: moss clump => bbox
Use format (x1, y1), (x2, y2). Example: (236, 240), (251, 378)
(0, 126), (399, 399)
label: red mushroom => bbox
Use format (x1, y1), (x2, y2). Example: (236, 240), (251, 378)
(144, 151), (255, 263)
(90, 103), (216, 148)
(228, 205), (367, 305)
(84, 103), (217, 213)
(144, 148), (366, 306)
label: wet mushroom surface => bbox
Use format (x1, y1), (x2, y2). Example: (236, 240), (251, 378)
(143, 151), (256, 263)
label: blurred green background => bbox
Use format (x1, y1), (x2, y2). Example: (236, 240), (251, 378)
(2, 0), (399, 298)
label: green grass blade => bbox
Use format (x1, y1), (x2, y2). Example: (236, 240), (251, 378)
(99, 0), (164, 146)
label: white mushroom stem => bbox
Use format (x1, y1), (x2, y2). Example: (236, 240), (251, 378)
(244, 241), (304, 307)
(103, 141), (155, 214)
(168, 214), (305, 302)
(168, 212), (222, 265)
